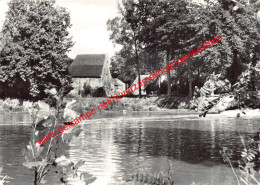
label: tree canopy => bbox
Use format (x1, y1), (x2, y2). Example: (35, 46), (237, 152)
(108, 0), (260, 97)
(0, 0), (73, 99)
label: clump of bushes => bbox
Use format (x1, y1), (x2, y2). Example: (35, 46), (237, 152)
(157, 81), (168, 95)
(128, 99), (144, 111)
(0, 99), (52, 113)
(0, 98), (24, 112)
(145, 80), (168, 95)
(157, 97), (180, 109)
(0, 98), (54, 112)
(81, 97), (160, 111)
(92, 87), (107, 97)
(81, 84), (92, 97)
(83, 98), (104, 111)
(79, 85), (107, 97)
(238, 91), (260, 109)
(145, 80), (159, 95)
(119, 98), (159, 111)
(22, 101), (33, 110)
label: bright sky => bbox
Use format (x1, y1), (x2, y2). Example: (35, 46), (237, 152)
(0, 0), (119, 59)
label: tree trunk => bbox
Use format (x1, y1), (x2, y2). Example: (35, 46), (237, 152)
(252, 45), (257, 67)
(137, 67), (141, 97)
(197, 64), (200, 86)
(4, 82), (7, 98)
(232, 48), (238, 85)
(252, 45), (258, 91)
(188, 60), (192, 99)
(34, 169), (38, 185)
(166, 50), (171, 97)
(227, 48), (239, 85)
(134, 38), (141, 97)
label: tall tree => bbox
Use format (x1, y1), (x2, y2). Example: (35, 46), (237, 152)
(0, 0), (73, 99)
(109, 0), (260, 97)
(187, 0), (260, 84)
(134, 0), (194, 97)
(110, 50), (137, 87)
(107, 0), (150, 97)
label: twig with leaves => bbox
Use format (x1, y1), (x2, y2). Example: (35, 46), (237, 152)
(0, 167), (11, 185)
(220, 131), (260, 185)
(22, 88), (96, 185)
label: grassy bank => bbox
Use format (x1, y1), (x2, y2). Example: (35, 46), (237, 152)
(0, 96), (189, 113)
(65, 96), (190, 112)
(66, 97), (160, 111)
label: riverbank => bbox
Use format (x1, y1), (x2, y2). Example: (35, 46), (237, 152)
(219, 109), (260, 117)
(67, 97), (161, 112)
(0, 97), (188, 113)
(65, 96), (190, 112)
(0, 99), (28, 113)
(1, 97), (259, 118)
(0, 97), (162, 113)
(0, 96), (188, 113)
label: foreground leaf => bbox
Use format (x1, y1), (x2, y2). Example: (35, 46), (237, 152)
(23, 161), (49, 169)
(55, 155), (73, 167)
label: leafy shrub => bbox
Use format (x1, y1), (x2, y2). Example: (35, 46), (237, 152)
(157, 81), (168, 95)
(220, 131), (260, 185)
(64, 93), (77, 99)
(92, 87), (107, 97)
(0, 99), (34, 112)
(0, 100), (3, 110)
(21, 88), (96, 185)
(81, 84), (92, 97)
(232, 68), (260, 109)
(135, 104), (144, 111)
(171, 84), (179, 96)
(157, 97), (180, 109)
(79, 97), (159, 111)
(83, 98), (104, 111)
(129, 101), (143, 111)
(44, 95), (57, 108)
(145, 80), (159, 95)
(22, 101), (33, 110)
(108, 100), (125, 111)
(2, 98), (21, 111)
(0, 166), (11, 184)
(239, 91), (260, 109)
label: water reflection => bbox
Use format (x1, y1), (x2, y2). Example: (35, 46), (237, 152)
(0, 111), (259, 185)
(0, 113), (32, 125)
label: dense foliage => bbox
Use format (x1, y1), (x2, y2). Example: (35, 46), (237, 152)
(110, 52), (137, 85)
(81, 84), (92, 97)
(0, 0), (73, 100)
(92, 87), (107, 97)
(79, 85), (107, 98)
(108, 0), (260, 97)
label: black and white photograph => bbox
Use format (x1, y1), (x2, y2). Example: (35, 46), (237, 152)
(0, 0), (260, 184)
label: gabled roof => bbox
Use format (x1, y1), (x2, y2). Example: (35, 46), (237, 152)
(69, 54), (106, 78)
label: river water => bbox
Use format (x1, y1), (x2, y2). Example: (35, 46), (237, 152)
(0, 110), (259, 185)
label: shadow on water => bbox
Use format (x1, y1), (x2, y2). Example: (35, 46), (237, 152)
(0, 110), (259, 184)
(113, 126), (255, 164)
